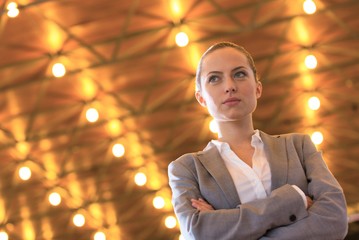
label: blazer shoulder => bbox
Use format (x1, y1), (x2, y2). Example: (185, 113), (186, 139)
(261, 131), (313, 151)
(278, 132), (313, 145)
(266, 132), (309, 144)
(268, 132), (318, 157)
(169, 150), (201, 168)
(266, 132), (307, 139)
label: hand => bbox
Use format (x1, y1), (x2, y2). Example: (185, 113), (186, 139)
(191, 198), (214, 212)
(306, 196), (313, 209)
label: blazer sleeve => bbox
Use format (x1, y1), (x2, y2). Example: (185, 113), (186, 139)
(261, 135), (348, 240)
(168, 155), (308, 240)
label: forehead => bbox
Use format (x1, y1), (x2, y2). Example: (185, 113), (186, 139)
(202, 47), (249, 71)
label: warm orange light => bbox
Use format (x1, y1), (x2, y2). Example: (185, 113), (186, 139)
(52, 63), (66, 77)
(112, 143), (125, 157)
(134, 172), (147, 186)
(80, 77), (97, 100)
(301, 74), (314, 89)
(0, 231), (9, 240)
(48, 192), (62, 206)
(170, 0), (182, 20)
(7, 2), (19, 18)
(106, 119), (123, 136)
(86, 108), (99, 122)
(153, 196), (166, 209)
(303, 0), (317, 14)
(305, 55), (317, 69)
(308, 96), (320, 110)
(209, 119), (218, 134)
(164, 215), (177, 229)
(94, 231), (106, 240)
(19, 166), (31, 181)
(46, 22), (66, 52)
(16, 141), (30, 156)
(73, 213), (85, 227)
(175, 32), (189, 47)
(189, 44), (201, 73)
(311, 131), (323, 145)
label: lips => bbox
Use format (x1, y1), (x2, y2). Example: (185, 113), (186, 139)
(223, 97), (241, 104)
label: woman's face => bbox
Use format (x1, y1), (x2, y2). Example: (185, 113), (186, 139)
(195, 47), (262, 122)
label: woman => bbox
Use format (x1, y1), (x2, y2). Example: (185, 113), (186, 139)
(168, 42), (348, 240)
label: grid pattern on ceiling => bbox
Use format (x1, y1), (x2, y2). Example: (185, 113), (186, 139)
(0, 0), (359, 239)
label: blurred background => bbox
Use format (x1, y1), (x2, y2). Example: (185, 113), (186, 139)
(0, 0), (358, 239)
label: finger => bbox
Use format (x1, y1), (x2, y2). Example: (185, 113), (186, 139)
(191, 198), (215, 211)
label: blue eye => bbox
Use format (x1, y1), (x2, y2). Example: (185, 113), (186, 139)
(208, 75), (219, 83)
(234, 71), (246, 78)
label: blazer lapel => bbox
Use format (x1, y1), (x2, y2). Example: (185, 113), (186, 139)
(260, 132), (289, 191)
(197, 143), (240, 206)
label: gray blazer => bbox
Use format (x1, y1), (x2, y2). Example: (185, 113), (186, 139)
(168, 131), (348, 240)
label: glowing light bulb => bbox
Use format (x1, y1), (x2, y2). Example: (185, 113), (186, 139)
(308, 96), (320, 110)
(52, 63), (66, 77)
(0, 231), (9, 240)
(7, 2), (17, 9)
(209, 119), (218, 133)
(112, 143), (125, 157)
(19, 166), (31, 181)
(16, 141), (30, 156)
(165, 215), (177, 229)
(94, 231), (106, 240)
(305, 54), (317, 69)
(86, 108), (99, 123)
(49, 192), (62, 206)
(311, 131), (323, 145)
(106, 119), (122, 136)
(134, 172), (147, 186)
(153, 196), (166, 209)
(170, 0), (181, 16)
(175, 32), (189, 47)
(73, 213), (85, 227)
(303, 0), (317, 14)
(7, 2), (19, 18)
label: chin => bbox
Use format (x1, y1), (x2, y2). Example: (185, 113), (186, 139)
(216, 117), (243, 122)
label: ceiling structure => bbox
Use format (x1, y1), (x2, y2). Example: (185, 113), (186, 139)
(0, 0), (359, 239)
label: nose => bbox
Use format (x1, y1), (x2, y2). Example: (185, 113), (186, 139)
(225, 77), (237, 93)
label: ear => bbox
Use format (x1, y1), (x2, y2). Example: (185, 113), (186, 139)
(195, 91), (207, 107)
(256, 81), (262, 99)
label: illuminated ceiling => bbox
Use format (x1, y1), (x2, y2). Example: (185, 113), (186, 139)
(0, 0), (359, 239)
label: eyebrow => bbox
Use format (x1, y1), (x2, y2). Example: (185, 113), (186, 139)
(206, 66), (246, 76)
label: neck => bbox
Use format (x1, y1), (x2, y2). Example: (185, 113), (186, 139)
(216, 118), (255, 145)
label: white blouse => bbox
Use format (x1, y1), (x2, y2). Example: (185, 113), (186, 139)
(211, 130), (306, 206)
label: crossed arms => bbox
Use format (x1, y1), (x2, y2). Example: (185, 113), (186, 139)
(168, 135), (348, 240)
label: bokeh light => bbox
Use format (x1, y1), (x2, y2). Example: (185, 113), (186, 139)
(305, 54), (317, 69)
(164, 215), (177, 229)
(86, 108), (99, 123)
(52, 63), (66, 78)
(49, 192), (62, 206)
(73, 213), (85, 227)
(308, 96), (320, 110)
(311, 131), (323, 145)
(175, 32), (189, 47)
(19, 166), (31, 181)
(134, 172), (147, 186)
(303, 0), (317, 14)
(153, 196), (166, 209)
(112, 143), (125, 157)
